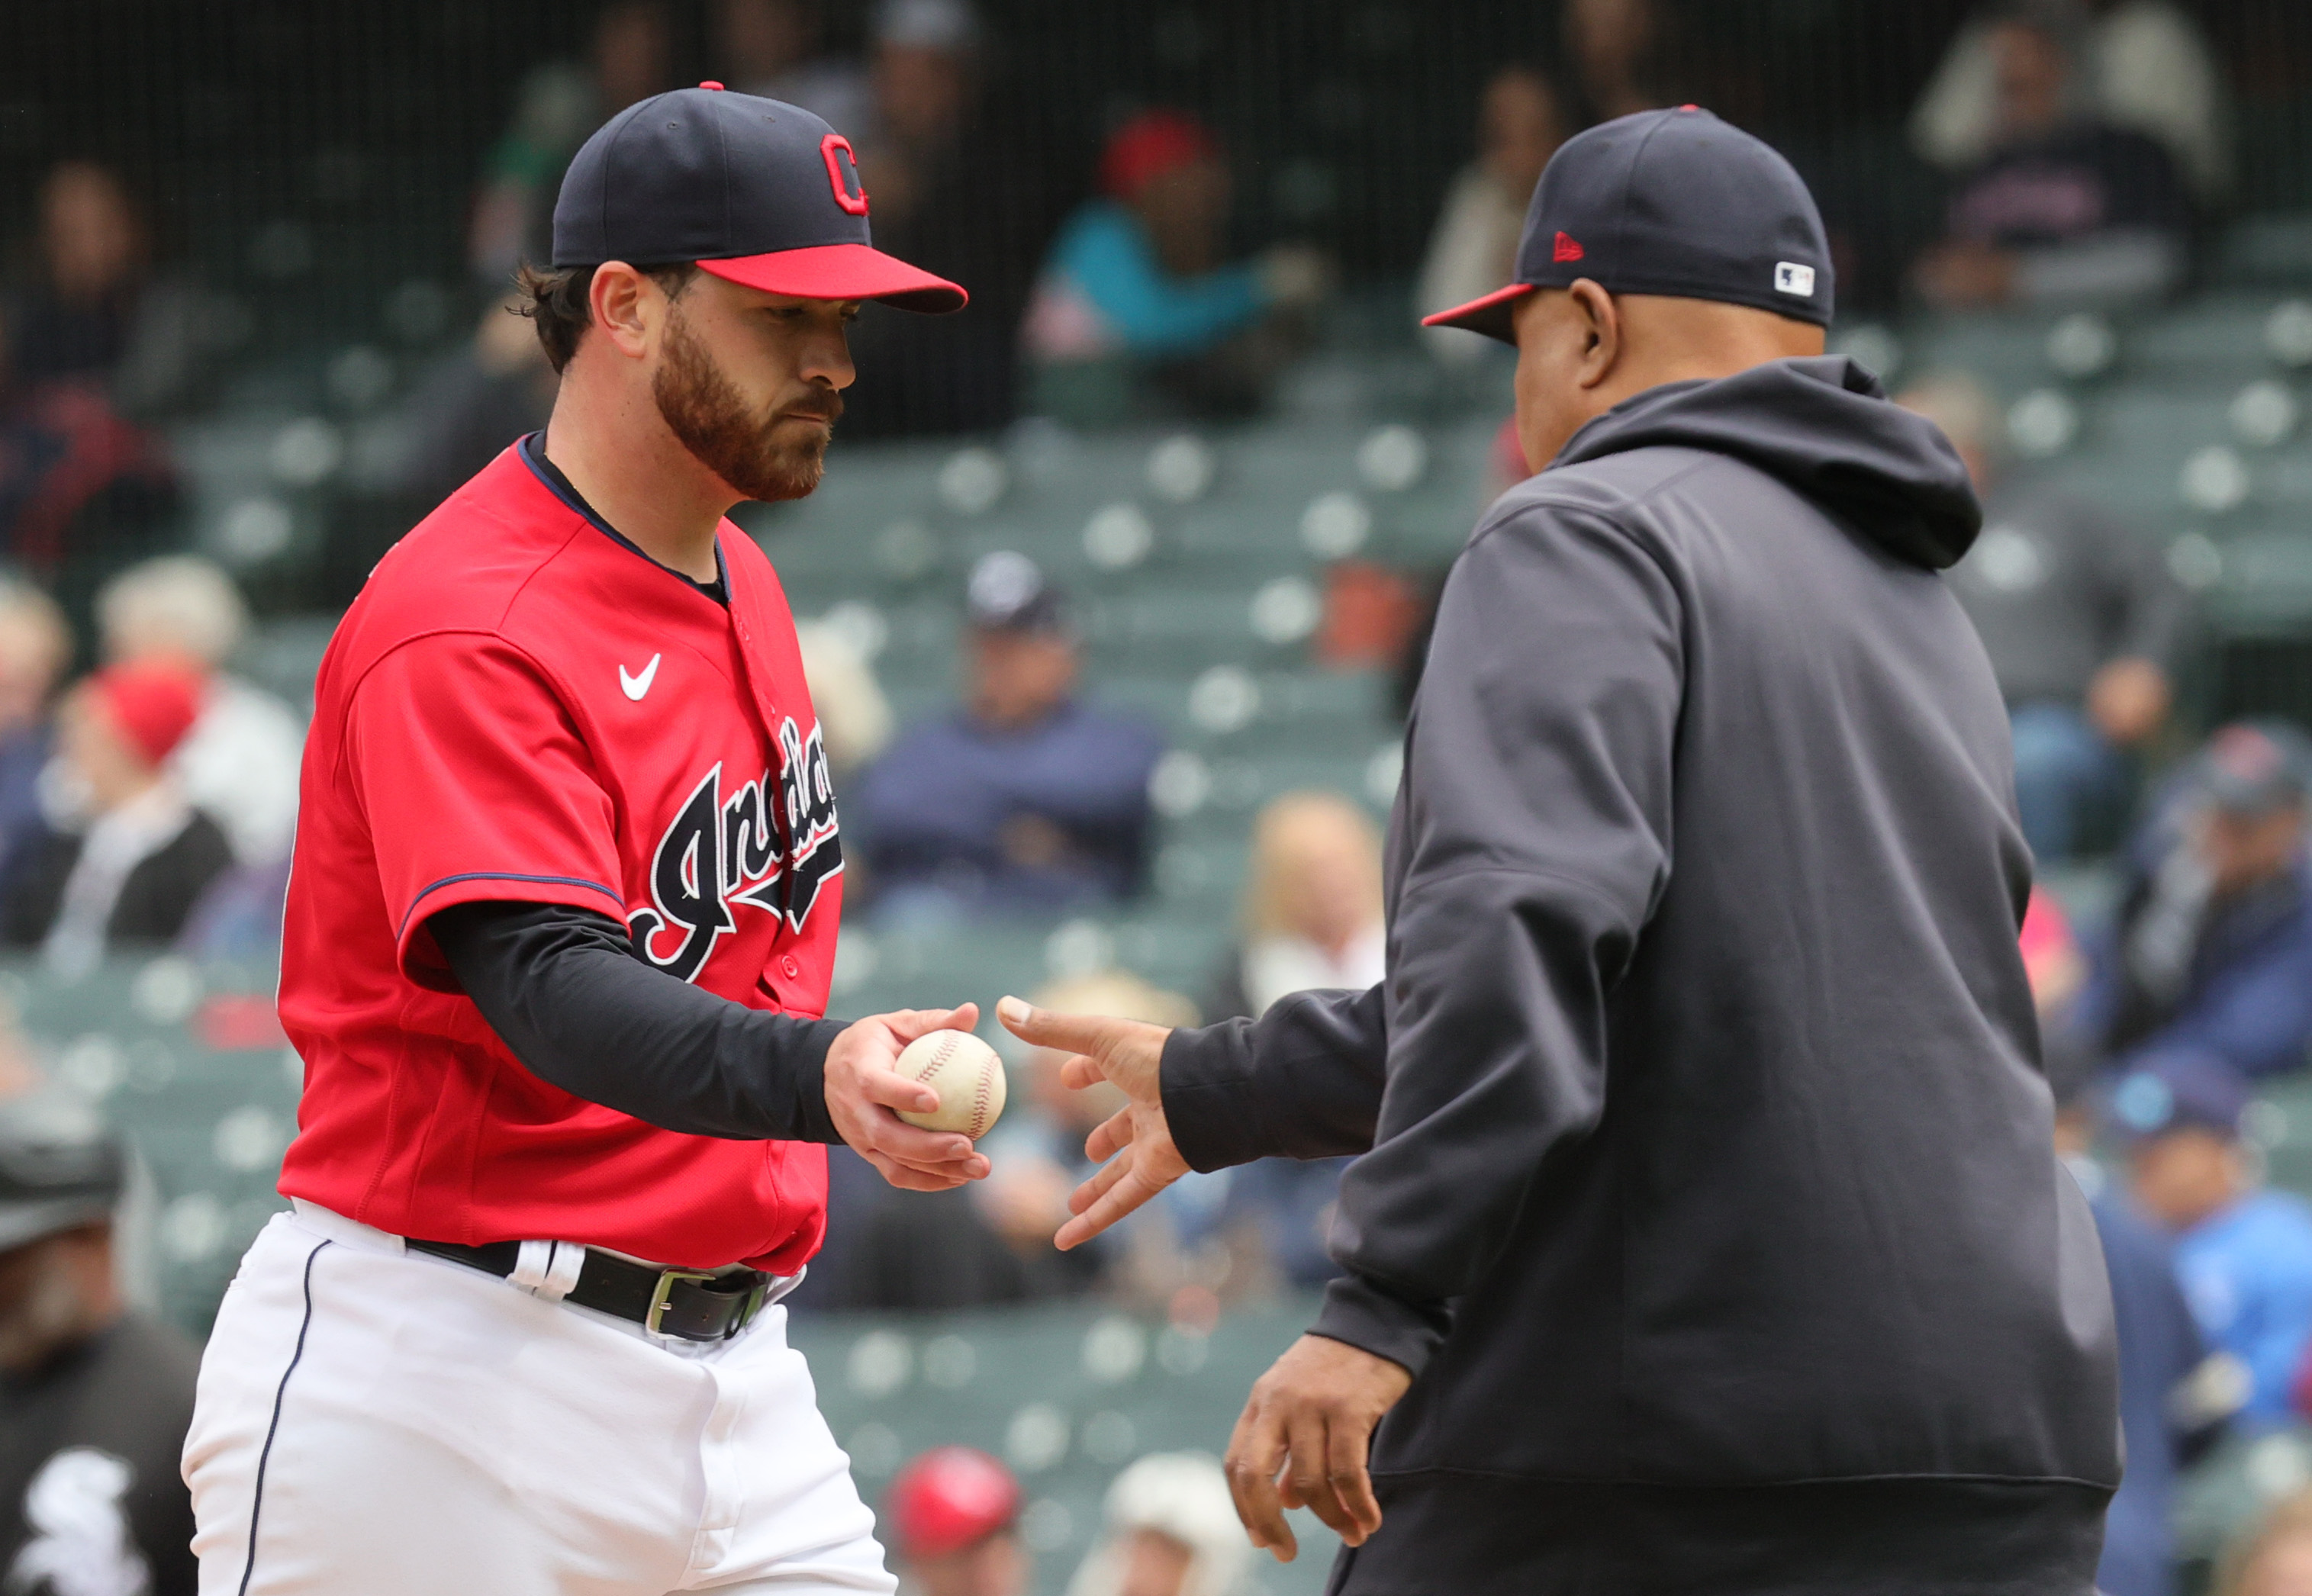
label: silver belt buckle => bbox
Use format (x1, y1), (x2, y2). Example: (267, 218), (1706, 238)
(645, 1266), (771, 1340)
(645, 1267), (720, 1339)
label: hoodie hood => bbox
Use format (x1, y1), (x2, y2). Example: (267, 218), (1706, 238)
(1551, 356), (1982, 570)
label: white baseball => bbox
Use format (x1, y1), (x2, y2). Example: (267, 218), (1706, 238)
(894, 1029), (1008, 1140)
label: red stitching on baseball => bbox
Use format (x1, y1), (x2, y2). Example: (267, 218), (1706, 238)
(912, 1032), (958, 1083)
(968, 1063), (995, 1139)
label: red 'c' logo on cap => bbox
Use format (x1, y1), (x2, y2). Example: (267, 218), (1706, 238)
(1553, 231), (1585, 262)
(821, 134), (870, 216)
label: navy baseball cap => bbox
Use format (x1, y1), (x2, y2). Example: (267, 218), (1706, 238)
(2107, 1054), (2252, 1144)
(1424, 106), (1832, 343)
(552, 83), (967, 313)
(2196, 720), (2312, 818)
(966, 552), (1069, 636)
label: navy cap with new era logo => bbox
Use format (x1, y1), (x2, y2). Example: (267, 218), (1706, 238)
(552, 82), (966, 313)
(1425, 105), (1831, 342)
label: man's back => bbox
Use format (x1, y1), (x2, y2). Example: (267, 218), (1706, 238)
(1340, 356), (2116, 1586)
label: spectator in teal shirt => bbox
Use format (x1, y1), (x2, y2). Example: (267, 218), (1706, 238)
(1022, 109), (1328, 421)
(2117, 1054), (2312, 1427)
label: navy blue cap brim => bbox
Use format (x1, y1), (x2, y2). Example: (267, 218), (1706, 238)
(698, 245), (968, 313)
(1421, 282), (1535, 344)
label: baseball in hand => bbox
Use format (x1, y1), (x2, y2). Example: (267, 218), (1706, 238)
(894, 1029), (1007, 1140)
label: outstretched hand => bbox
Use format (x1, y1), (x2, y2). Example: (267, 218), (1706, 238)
(824, 1004), (992, 1192)
(995, 995), (1184, 1249)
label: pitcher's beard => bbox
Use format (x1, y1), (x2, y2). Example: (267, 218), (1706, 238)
(653, 312), (841, 503)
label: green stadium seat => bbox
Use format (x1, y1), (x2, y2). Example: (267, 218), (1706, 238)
(787, 1298), (1343, 1594)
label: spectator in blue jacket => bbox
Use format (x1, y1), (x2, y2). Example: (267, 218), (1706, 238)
(2069, 721), (2312, 1083)
(1020, 109), (1328, 423)
(854, 552), (1163, 923)
(2115, 1053), (2312, 1430)
(2053, 1054), (2232, 1596)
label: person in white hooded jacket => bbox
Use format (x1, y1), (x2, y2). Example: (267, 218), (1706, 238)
(1066, 1454), (1250, 1596)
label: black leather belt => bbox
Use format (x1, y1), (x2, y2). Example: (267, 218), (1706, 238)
(407, 1237), (773, 1343)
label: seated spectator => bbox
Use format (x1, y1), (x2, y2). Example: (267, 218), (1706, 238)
(0, 582), (69, 884)
(0, 162), (185, 641)
(1911, 0), (2230, 204)
(2052, 1051), (2231, 1596)
(1206, 792), (1386, 1021)
(715, 0), (869, 134)
(467, 1), (670, 286)
(1913, 4), (2191, 310)
(1417, 65), (1567, 368)
(1898, 374), (2189, 861)
(977, 970), (1200, 1295)
(2220, 1489), (2312, 1596)
(1562, 0), (1672, 125)
(1022, 110), (1329, 424)
(885, 1446), (1027, 1596)
(0, 663), (231, 970)
(0, 1093), (199, 1596)
(97, 556), (304, 867)
(2112, 1054), (2312, 1428)
(1189, 792), (1383, 1291)
(1064, 1453), (1248, 1596)
(855, 553), (1163, 923)
(2067, 722), (2312, 1083)
(836, 0), (1064, 437)
(4, 157), (210, 420)
(382, 294), (559, 521)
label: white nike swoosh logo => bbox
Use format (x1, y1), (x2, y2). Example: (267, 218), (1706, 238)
(620, 653), (662, 701)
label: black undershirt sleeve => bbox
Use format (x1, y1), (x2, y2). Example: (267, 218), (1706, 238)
(429, 899), (847, 1143)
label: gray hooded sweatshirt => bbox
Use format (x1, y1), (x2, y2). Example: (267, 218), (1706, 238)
(1161, 356), (2120, 1594)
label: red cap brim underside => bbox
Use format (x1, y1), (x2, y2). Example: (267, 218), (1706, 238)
(1419, 281), (1535, 343)
(698, 244), (968, 313)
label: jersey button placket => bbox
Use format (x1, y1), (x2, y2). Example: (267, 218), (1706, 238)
(780, 954), (801, 980)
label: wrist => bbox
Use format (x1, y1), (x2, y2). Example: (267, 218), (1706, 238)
(791, 1015), (849, 1143)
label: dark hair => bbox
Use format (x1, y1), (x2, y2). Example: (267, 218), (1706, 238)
(513, 260), (699, 374)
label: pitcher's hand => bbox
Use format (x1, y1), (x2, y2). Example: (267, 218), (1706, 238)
(825, 1005), (991, 1192)
(995, 995), (1183, 1248)
(1226, 1335), (1412, 1561)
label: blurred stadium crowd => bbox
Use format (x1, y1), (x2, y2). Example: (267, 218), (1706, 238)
(6, 0), (2312, 1592)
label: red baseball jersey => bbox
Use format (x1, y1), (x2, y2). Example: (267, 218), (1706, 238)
(275, 442), (844, 1273)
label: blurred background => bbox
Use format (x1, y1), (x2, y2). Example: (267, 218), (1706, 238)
(8, 2), (2312, 1594)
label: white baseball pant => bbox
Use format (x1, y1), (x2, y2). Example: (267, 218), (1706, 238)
(182, 1202), (894, 1595)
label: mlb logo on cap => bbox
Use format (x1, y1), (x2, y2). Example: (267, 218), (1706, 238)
(1422, 106), (1832, 343)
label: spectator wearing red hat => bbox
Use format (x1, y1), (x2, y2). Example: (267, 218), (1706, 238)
(0, 662), (230, 969)
(886, 1446), (1027, 1596)
(1021, 108), (1329, 424)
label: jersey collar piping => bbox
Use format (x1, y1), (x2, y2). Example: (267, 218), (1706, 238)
(517, 433), (730, 605)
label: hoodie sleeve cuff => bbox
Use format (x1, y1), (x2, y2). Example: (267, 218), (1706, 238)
(1311, 1272), (1450, 1379)
(1159, 1019), (1273, 1173)
(775, 1016), (852, 1144)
